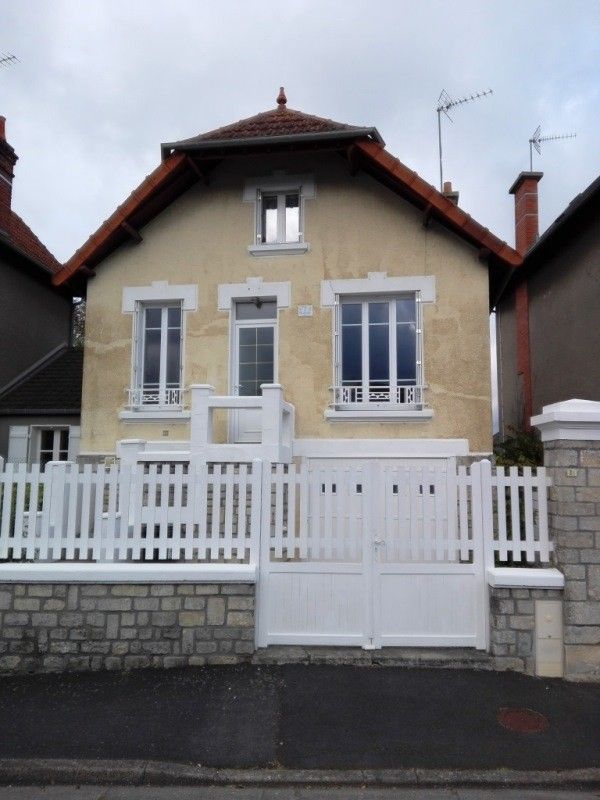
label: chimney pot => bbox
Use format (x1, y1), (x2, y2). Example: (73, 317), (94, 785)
(0, 116), (5, 141)
(442, 180), (460, 206)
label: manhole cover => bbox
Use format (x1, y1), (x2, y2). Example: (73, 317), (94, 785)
(497, 707), (549, 734)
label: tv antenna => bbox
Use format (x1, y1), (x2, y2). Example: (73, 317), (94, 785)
(0, 53), (18, 69)
(529, 125), (576, 171)
(436, 88), (493, 192)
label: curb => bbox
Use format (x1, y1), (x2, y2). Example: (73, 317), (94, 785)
(1, 760), (600, 788)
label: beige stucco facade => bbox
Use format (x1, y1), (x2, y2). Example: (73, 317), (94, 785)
(80, 151), (493, 456)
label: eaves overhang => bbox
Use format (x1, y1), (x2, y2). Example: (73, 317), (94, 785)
(160, 127), (384, 159)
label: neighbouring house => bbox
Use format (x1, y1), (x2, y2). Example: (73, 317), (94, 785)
(55, 88), (521, 465)
(495, 172), (600, 438)
(0, 116), (82, 464)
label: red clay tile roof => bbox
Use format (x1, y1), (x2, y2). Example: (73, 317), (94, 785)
(166, 106), (374, 148)
(4, 209), (62, 274)
(54, 98), (522, 287)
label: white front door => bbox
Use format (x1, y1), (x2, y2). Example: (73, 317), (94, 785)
(231, 300), (277, 443)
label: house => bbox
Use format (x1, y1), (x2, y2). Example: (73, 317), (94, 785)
(55, 88), (520, 467)
(0, 116), (82, 464)
(0, 91), (577, 672)
(495, 172), (600, 437)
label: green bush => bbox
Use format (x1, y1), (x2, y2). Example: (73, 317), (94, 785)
(494, 427), (543, 467)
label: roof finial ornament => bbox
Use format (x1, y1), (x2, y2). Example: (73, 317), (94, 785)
(276, 86), (287, 110)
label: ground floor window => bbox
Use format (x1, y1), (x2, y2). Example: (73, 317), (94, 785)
(36, 428), (69, 468)
(335, 294), (423, 406)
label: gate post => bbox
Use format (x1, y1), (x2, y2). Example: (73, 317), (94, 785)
(471, 459), (494, 649)
(254, 458), (271, 649)
(532, 399), (600, 682)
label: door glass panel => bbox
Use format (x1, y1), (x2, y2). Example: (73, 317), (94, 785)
(261, 195), (278, 243)
(256, 327), (274, 344)
(285, 193), (300, 242)
(237, 326), (275, 396)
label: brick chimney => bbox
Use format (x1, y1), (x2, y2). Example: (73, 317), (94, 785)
(508, 171), (543, 431)
(509, 171), (543, 255)
(0, 116), (18, 236)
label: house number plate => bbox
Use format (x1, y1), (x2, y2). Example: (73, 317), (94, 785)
(297, 305), (314, 317)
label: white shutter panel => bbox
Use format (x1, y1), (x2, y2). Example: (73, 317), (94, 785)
(7, 425), (29, 464)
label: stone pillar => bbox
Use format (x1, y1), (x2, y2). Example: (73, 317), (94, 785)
(532, 399), (600, 681)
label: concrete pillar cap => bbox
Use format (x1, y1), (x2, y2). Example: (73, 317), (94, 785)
(531, 398), (600, 441)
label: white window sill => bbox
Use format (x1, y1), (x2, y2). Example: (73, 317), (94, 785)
(247, 242), (309, 257)
(119, 409), (191, 422)
(325, 408), (434, 423)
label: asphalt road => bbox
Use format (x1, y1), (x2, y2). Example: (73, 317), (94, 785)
(0, 788), (599, 799)
(0, 664), (598, 771)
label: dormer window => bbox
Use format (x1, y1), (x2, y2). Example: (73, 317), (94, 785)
(244, 174), (314, 257)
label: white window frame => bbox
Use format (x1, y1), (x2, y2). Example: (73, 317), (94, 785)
(121, 282), (196, 421)
(321, 273), (435, 422)
(243, 174), (314, 257)
(34, 427), (70, 466)
(131, 302), (184, 410)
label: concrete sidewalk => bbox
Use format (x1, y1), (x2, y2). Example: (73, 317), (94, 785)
(0, 665), (598, 774)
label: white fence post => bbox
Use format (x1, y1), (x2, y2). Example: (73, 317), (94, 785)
(260, 384), (283, 461)
(471, 458), (494, 649)
(189, 384), (215, 464)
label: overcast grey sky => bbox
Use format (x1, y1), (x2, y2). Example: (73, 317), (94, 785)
(1, 0), (599, 263)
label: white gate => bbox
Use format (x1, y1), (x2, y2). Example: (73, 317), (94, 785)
(256, 459), (488, 649)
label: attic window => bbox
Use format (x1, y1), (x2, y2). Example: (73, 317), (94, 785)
(244, 174), (314, 257)
(260, 191), (300, 244)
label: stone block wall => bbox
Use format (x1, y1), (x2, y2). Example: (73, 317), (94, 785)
(544, 439), (600, 681)
(489, 586), (563, 675)
(0, 582), (255, 674)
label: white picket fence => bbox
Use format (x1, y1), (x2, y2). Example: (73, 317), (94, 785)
(266, 461), (553, 565)
(0, 460), (261, 564)
(0, 458), (553, 567)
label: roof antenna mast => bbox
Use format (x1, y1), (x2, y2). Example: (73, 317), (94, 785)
(529, 125), (576, 171)
(436, 88), (493, 192)
(0, 53), (18, 69)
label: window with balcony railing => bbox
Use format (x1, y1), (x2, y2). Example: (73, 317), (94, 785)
(332, 294), (424, 412)
(129, 303), (183, 409)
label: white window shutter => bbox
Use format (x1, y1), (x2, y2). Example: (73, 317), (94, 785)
(67, 426), (81, 462)
(7, 425), (29, 464)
